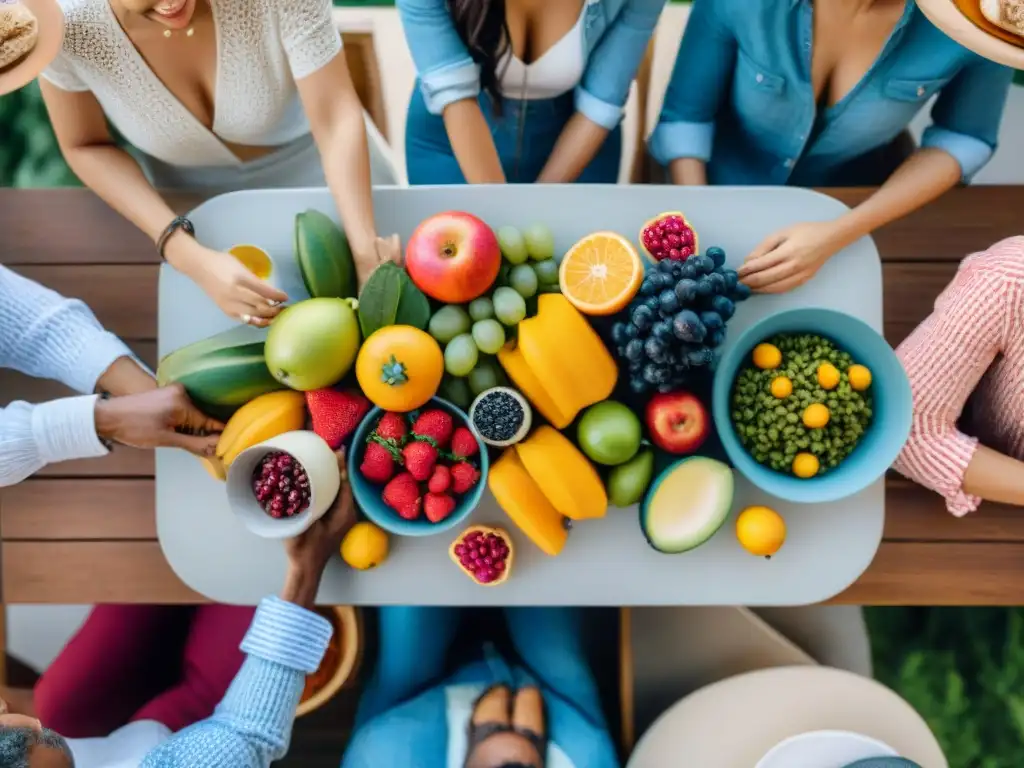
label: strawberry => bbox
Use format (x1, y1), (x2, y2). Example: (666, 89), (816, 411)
(424, 492), (457, 523)
(306, 388), (370, 449)
(450, 427), (479, 459)
(402, 441), (438, 482)
(450, 461), (481, 495)
(427, 464), (451, 494)
(412, 409), (454, 448)
(382, 472), (421, 520)
(360, 441), (397, 484)
(375, 412), (408, 444)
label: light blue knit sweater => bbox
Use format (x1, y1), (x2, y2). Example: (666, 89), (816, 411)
(140, 596), (333, 767)
(0, 264), (133, 486)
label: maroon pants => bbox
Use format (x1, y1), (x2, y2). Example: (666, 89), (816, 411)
(34, 604), (255, 739)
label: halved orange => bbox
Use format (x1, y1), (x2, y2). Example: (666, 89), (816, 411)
(558, 231), (643, 316)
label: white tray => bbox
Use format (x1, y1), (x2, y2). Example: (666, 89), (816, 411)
(156, 184), (884, 606)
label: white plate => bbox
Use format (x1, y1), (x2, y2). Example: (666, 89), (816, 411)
(916, 0), (1024, 69)
(756, 730), (899, 768)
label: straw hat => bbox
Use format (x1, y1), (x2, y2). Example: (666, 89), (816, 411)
(916, 0), (1024, 67)
(0, 0), (65, 96)
(0, 2), (38, 73)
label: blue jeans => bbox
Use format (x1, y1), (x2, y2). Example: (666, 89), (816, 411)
(355, 607), (607, 727)
(405, 86), (623, 185)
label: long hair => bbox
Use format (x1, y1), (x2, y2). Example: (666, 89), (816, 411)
(448, 0), (509, 113)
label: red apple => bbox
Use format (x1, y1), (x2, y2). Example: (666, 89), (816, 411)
(405, 212), (502, 303)
(645, 391), (710, 455)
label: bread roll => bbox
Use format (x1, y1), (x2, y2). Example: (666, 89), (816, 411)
(0, 1), (38, 73)
(980, 0), (1024, 37)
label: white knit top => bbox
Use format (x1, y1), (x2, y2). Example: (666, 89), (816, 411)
(42, 0), (344, 168)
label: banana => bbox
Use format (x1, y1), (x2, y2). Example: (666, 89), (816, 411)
(201, 456), (227, 482)
(216, 390), (307, 467)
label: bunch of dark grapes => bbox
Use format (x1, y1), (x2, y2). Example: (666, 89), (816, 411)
(610, 246), (752, 395)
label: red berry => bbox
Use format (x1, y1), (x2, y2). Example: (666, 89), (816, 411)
(402, 441), (439, 482)
(360, 441), (397, 484)
(382, 472), (422, 520)
(412, 409), (454, 448)
(427, 465), (452, 494)
(450, 461), (481, 495)
(305, 388), (371, 449)
(449, 427), (479, 459)
(424, 492), (457, 523)
(375, 412), (408, 443)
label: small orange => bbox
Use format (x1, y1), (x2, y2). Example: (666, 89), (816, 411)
(770, 376), (793, 399)
(802, 403), (830, 429)
(736, 505), (786, 558)
(752, 343), (782, 370)
(817, 362), (840, 390)
(793, 452), (820, 478)
(558, 231), (643, 316)
(848, 364), (872, 391)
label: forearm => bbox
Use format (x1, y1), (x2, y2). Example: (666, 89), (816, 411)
(442, 100), (506, 184)
(321, 109), (378, 260)
(280, 563), (324, 610)
(669, 157), (708, 185)
(61, 144), (208, 278)
(963, 445), (1024, 507)
(536, 113), (610, 183)
(830, 147), (961, 248)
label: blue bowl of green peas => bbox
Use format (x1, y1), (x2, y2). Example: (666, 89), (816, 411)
(712, 307), (912, 504)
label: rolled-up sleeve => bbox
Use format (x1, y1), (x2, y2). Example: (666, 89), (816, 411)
(396, 0), (481, 114)
(893, 261), (1015, 516)
(576, 0), (666, 130)
(648, 0), (735, 165)
(922, 54), (1012, 182)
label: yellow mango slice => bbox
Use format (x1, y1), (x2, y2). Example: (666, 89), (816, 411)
(488, 449), (568, 556)
(497, 343), (574, 429)
(518, 294), (617, 418)
(516, 426), (607, 520)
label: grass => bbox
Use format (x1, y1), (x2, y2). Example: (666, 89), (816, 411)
(868, 607), (1024, 767)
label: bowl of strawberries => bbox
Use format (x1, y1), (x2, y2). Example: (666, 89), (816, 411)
(347, 397), (489, 536)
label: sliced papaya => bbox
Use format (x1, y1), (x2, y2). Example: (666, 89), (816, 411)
(515, 426), (607, 520)
(496, 343), (573, 429)
(488, 449), (568, 556)
(518, 294), (617, 419)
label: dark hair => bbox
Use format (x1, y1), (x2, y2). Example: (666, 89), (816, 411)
(448, 0), (509, 113)
(495, 764), (535, 768)
(0, 727), (74, 768)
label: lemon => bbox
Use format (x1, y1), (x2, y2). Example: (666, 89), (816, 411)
(736, 505), (786, 558)
(229, 244), (274, 280)
(341, 522), (390, 570)
(817, 362), (840, 390)
(848, 364), (872, 391)
(802, 403), (830, 429)
(770, 376), (793, 399)
(792, 452), (820, 478)
(752, 343), (782, 370)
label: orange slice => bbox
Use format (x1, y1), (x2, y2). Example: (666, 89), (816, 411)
(557, 231), (643, 316)
(229, 244), (274, 280)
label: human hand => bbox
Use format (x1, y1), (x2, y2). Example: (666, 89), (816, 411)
(190, 245), (289, 327)
(738, 221), (846, 294)
(354, 234), (402, 289)
(93, 382), (224, 456)
(282, 450), (356, 607)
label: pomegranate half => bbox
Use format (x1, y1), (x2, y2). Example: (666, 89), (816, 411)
(449, 525), (514, 586)
(638, 211), (699, 263)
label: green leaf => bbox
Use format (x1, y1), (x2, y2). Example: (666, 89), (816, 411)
(393, 269), (431, 330)
(357, 262), (402, 338)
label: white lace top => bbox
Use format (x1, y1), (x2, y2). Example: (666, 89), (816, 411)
(42, 0), (343, 167)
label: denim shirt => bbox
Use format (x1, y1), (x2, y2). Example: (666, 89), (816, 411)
(396, 0), (666, 130)
(649, 0), (1013, 185)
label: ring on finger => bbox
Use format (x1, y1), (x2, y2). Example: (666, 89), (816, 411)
(240, 313), (254, 325)
(267, 299), (281, 307)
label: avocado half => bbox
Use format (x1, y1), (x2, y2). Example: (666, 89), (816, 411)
(639, 456), (734, 554)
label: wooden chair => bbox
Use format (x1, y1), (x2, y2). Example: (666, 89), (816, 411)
(629, 39), (656, 184)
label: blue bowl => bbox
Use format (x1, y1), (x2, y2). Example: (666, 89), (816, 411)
(347, 397), (489, 536)
(712, 307), (911, 504)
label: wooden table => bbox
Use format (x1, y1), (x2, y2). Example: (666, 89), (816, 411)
(1, 187), (1022, 608)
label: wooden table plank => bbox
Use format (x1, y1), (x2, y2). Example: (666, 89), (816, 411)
(1, 542), (204, 604)
(1, 480), (156, 540)
(829, 542), (1024, 605)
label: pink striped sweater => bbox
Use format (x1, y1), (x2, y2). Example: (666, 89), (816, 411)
(894, 236), (1024, 515)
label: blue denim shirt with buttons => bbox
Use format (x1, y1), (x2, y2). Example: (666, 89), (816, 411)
(396, 0), (666, 131)
(649, 0), (1013, 185)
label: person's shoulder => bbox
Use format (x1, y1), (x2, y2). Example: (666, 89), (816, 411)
(55, 0), (112, 58)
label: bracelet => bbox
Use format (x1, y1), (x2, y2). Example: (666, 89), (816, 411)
(96, 391), (115, 452)
(156, 216), (196, 261)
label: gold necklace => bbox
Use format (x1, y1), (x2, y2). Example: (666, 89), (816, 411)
(163, 27), (195, 37)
